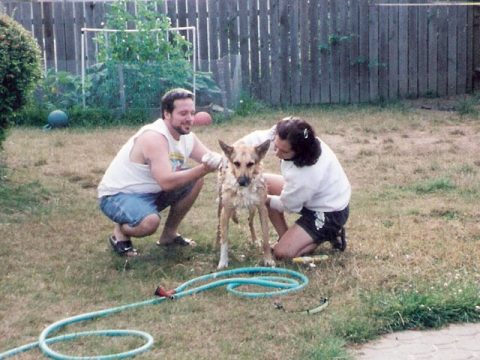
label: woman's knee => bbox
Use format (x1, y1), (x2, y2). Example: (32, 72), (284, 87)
(272, 243), (294, 260)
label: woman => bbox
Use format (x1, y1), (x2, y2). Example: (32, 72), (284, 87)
(240, 117), (351, 259)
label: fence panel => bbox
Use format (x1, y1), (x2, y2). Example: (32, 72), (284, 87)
(3, 0), (480, 107)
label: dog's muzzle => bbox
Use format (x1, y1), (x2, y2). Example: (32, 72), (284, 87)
(237, 176), (251, 187)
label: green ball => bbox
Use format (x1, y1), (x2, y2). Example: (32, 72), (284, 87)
(47, 110), (69, 128)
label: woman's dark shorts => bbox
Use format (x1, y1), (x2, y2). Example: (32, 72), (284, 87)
(295, 205), (349, 244)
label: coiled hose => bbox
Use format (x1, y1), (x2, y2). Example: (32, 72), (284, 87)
(0, 267), (308, 359)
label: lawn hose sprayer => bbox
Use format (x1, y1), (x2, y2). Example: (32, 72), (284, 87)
(0, 267), (308, 359)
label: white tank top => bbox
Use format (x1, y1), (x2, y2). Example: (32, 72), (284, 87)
(97, 119), (194, 197)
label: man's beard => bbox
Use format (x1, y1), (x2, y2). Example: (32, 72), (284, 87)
(172, 124), (190, 135)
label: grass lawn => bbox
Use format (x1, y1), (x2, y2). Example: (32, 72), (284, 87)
(1, 101), (479, 359)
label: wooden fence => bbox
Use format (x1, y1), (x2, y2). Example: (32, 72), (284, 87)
(3, 0), (480, 107)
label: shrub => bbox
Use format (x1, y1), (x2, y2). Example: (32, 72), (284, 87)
(89, 0), (192, 110)
(0, 14), (42, 147)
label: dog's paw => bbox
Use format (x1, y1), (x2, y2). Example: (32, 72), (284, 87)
(263, 258), (276, 267)
(217, 260), (229, 270)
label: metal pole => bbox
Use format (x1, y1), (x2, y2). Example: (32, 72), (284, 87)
(81, 28), (85, 108)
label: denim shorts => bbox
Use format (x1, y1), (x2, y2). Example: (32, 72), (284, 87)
(99, 182), (194, 227)
(295, 205), (349, 244)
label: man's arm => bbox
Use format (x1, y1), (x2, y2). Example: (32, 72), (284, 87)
(189, 134), (211, 163)
(141, 131), (213, 192)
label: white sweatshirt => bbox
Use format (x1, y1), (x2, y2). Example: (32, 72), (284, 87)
(240, 126), (351, 213)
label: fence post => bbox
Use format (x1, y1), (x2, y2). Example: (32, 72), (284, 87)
(474, 6), (480, 90)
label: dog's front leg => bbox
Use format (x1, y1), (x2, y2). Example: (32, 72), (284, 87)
(258, 204), (275, 267)
(247, 208), (259, 246)
(218, 206), (234, 269)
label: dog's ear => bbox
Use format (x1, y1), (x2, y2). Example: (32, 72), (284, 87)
(218, 140), (234, 158)
(255, 139), (270, 161)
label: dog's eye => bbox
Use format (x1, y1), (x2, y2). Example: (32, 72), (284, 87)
(233, 161), (241, 167)
(247, 162), (254, 168)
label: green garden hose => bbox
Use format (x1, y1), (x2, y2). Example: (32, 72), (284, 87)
(0, 267), (308, 359)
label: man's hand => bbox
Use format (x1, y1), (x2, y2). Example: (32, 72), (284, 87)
(201, 152), (223, 170)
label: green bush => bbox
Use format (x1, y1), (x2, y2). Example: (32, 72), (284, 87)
(0, 14), (42, 147)
(89, 0), (192, 110)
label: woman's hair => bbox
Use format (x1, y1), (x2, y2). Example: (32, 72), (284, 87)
(276, 116), (321, 167)
(161, 88), (194, 117)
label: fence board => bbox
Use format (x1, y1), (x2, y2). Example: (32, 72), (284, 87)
(309, 0), (320, 104)
(398, 4), (408, 97)
(338, 0), (349, 103)
(197, 0), (208, 71)
(43, 1), (55, 70)
(259, 0), (270, 100)
(417, 6), (428, 95)
(474, 7), (480, 91)
(31, 2), (44, 62)
(166, 0), (176, 27)
(227, 0), (239, 103)
(64, 2), (76, 73)
(437, 6), (448, 96)
(408, 5), (417, 97)
(448, 6), (458, 96)
(427, 7), (438, 95)
(358, 0), (369, 102)
(270, 0), (281, 105)
(368, 0), (379, 101)
(330, 0), (340, 103)
(466, 6), (474, 92)
(177, 0), (187, 27)
(238, 0), (249, 94)
(390, 5), (400, 99)
(218, 0), (230, 103)
(290, 0), (301, 104)
(249, 0), (260, 97)
(378, 2), (389, 100)
(279, 0), (290, 104)
(53, 1), (67, 71)
(457, 6), (467, 94)
(319, 0), (329, 103)
(207, 0), (219, 80)
(3, 0), (479, 107)
(300, 0), (310, 104)
(349, 0), (359, 104)
(238, 1), (250, 95)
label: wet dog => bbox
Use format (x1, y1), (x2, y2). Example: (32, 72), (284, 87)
(216, 139), (275, 269)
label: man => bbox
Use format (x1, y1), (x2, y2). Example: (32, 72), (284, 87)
(98, 88), (222, 256)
